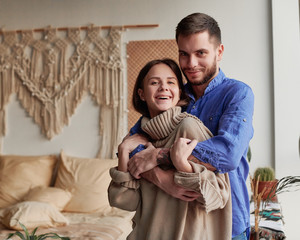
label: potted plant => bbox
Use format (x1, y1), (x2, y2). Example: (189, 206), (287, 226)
(5, 222), (70, 240)
(253, 167), (278, 202)
(268, 175), (300, 201)
(250, 174), (300, 240)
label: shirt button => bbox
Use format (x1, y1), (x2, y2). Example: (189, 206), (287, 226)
(192, 106), (196, 109)
(243, 118), (247, 122)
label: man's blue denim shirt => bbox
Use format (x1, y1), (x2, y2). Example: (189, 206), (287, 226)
(130, 69), (254, 238)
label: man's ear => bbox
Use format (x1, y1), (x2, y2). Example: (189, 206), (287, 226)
(217, 44), (224, 61)
(138, 88), (145, 101)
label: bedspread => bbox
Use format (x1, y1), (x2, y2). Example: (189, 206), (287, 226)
(0, 209), (134, 240)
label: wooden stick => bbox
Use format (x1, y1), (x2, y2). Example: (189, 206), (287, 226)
(0, 24), (159, 34)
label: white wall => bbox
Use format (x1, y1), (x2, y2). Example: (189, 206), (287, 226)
(272, 0), (300, 239)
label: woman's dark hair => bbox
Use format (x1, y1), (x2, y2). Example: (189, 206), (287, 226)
(176, 12), (221, 46)
(132, 58), (189, 117)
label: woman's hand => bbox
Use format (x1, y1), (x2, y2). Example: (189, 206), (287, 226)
(117, 134), (149, 172)
(170, 138), (198, 173)
(118, 133), (149, 154)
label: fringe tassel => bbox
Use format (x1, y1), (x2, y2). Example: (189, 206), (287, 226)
(0, 136), (2, 154)
(0, 110), (6, 137)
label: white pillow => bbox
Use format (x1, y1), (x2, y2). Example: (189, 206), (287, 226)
(1, 201), (69, 230)
(23, 186), (72, 211)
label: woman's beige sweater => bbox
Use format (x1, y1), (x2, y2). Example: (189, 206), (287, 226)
(108, 107), (232, 240)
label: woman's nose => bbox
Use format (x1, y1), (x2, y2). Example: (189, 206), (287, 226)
(159, 82), (169, 91)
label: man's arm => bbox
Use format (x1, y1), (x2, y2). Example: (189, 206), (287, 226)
(128, 144), (172, 179)
(141, 167), (200, 201)
(124, 137), (201, 201)
(128, 141), (216, 178)
(191, 85), (254, 173)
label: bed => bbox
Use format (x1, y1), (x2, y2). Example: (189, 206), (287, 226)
(0, 152), (134, 240)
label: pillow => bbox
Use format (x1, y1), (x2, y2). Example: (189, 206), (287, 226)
(54, 151), (118, 213)
(1, 201), (68, 230)
(0, 154), (57, 208)
(23, 186), (72, 211)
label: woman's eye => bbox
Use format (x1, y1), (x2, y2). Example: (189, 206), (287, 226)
(150, 81), (158, 85)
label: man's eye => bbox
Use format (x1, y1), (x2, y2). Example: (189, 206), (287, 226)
(197, 51), (205, 56)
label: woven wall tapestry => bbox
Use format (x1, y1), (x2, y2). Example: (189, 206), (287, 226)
(127, 39), (179, 129)
(0, 26), (125, 158)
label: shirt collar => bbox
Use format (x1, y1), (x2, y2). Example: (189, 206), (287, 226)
(185, 68), (226, 100)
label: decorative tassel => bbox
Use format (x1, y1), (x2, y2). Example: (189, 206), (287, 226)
(0, 110), (6, 137)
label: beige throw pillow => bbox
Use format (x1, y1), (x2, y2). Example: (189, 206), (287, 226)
(24, 186), (72, 211)
(54, 151), (117, 213)
(1, 201), (69, 230)
(0, 154), (57, 208)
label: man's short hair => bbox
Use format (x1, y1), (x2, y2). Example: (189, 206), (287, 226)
(176, 12), (222, 46)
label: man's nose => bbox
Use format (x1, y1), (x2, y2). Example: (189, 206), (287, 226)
(188, 55), (197, 68)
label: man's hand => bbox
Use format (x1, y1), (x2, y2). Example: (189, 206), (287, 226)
(128, 142), (160, 179)
(142, 167), (200, 201)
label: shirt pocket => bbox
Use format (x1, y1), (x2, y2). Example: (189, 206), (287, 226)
(206, 113), (222, 133)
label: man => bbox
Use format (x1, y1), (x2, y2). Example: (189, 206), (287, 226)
(127, 13), (254, 240)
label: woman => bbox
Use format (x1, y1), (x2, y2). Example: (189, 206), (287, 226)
(108, 59), (232, 240)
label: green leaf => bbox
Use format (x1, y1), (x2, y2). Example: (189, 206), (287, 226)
(18, 222), (30, 239)
(37, 233), (69, 240)
(5, 233), (22, 240)
(29, 236), (37, 240)
(13, 231), (26, 240)
(6, 222), (69, 240)
(6, 233), (14, 239)
(30, 227), (38, 237)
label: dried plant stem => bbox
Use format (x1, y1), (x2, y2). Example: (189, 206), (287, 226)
(250, 175), (266, 238)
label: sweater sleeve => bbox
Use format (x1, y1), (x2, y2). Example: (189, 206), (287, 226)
(174, 161), (230, 213)
(108, 167), (141, 212)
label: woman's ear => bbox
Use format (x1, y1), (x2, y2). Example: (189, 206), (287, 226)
(138, 88), (145, 101)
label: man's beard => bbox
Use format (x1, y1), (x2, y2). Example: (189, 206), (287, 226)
(185, 59), (217, 86)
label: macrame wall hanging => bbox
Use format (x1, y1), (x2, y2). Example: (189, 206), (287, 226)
(0, 26), (124, 158)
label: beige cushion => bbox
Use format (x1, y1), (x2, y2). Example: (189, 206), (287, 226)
(55, 151), (117, 213)
(0, 154), (57, 208)
(23, 186), (72, 211)
(1, 201), (68, 230)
